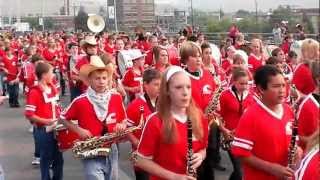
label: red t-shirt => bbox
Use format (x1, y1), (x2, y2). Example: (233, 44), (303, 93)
(25, 84), (60, 127)
(248, 54), (263, 74)
(42, 48), (59, 66)
(294, 146), (319, 180)
(126, 95), (154, 148)
(221, 59), (232, 75)
(20, 61), (37, 93)
(145, 50), (154, 66)
(73, 56), (90, 93)
(137, 113), (208, 180)
(292, 63), (316, 95)
(61, 91), (126, 136)
(1, 55), (19, 82)
(232, 100), (294, 180)
(297, 94), (319, 150)
(189, 69), (217, 112)
(167, 46), (180, 66)
(122, 68), (143, 98)
(104, 43), (115, 55)
(219, 88), (255, 130)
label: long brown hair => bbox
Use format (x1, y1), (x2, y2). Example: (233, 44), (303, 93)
(157, 69), (203, 144)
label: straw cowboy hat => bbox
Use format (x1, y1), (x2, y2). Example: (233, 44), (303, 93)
(79, 55), (113, 83)
(80, 35), (97, 47)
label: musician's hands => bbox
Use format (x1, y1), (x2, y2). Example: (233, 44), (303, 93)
(132, 86), (141, 93)
(114, 122), (127, 133)
(169, 174), (196, 180)
(269, 163), (294, 179)
(43, 118), (57, 126)
(78, 128), (93, 140)
(292, 146), (303, 169)
(190, 152), (204, 170)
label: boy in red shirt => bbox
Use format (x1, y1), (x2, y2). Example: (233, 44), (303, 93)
(231, 65), (299, 180)
(180, 41), (217, 112)
(25, 61), (63, 180)
(60, 56), (127, 180)
(122, 49), (145, 101)
(127, 69), (161, 180)
(1, 48), (20, 107)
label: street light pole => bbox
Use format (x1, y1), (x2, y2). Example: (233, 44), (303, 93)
(190, 0), (194, 28)
(114, 0), (118, 32)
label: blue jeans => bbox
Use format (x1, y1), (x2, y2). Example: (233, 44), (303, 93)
(7, 83), (19, 105)
(81, 144), (118, 180)
(35, 127), (64, 180)
(33, 126), (40, 158)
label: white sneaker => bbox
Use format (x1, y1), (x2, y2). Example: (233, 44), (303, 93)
(28, 126), (34, 133)
(31, 157), (40, 165)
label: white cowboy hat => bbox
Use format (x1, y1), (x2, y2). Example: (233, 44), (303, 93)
(79, 55), (113, 82)
(81, 35), (97, 46)
(129, 49), (146, 61)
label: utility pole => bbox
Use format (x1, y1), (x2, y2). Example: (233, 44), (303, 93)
(254, 0), (258, 25)
(190, 0), (194, 28)
(114, 0), (118, 32)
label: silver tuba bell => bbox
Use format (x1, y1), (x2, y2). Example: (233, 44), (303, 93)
(87, 15), (106, 33)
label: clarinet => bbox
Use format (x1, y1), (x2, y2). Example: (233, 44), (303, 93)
(287, 95), (303, 169)
(186, 118), (197, 177)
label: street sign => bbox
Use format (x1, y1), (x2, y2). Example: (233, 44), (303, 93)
(108, 6), (115, 19)
(39, 17), (43, 26)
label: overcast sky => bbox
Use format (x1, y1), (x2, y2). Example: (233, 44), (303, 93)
(170, 0), (319, 12)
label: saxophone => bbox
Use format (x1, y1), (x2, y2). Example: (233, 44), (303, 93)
(72, 107), (144, 159)
(204, 83), (234, 151)
(204, 83), (224, 127)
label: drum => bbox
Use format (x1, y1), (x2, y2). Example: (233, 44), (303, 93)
(54, 121), (79, 151)
(117, 50), (134, 77)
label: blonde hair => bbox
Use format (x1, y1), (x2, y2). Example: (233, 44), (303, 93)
(301, 38), (319, 62)
(157, 69), (203, 144)
(179, 41), (202, 65)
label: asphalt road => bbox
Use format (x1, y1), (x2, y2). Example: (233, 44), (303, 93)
(0, 93), (232, 180)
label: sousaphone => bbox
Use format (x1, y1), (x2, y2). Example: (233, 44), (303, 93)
(87, 15), (106, 33)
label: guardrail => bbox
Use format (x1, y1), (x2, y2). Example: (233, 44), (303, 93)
(165, 32), (319, 45)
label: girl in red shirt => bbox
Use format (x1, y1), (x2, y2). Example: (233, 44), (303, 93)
(153, 45), (170, 73)
(135, 66), (208, 180)
(218, 67), (255, 180)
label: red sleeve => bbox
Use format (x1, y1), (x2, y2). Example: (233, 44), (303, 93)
(113, 94), (127, 123)
(137, 114), (161, 159)
(60, 98), (78, 121)
(219, 91), (228, 117)
(122, 70), (133, 87)
(298, 102), (318, 137)
(126, 100), (141, 127)
(25, 89), (39, 118)
(231, 108), (256, 157)
(292, 66), (316, 95)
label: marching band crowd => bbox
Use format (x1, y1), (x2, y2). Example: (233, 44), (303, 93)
(0, 25), (319, 180)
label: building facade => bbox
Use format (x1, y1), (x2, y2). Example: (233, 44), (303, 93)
(109, 0), (156, 32)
